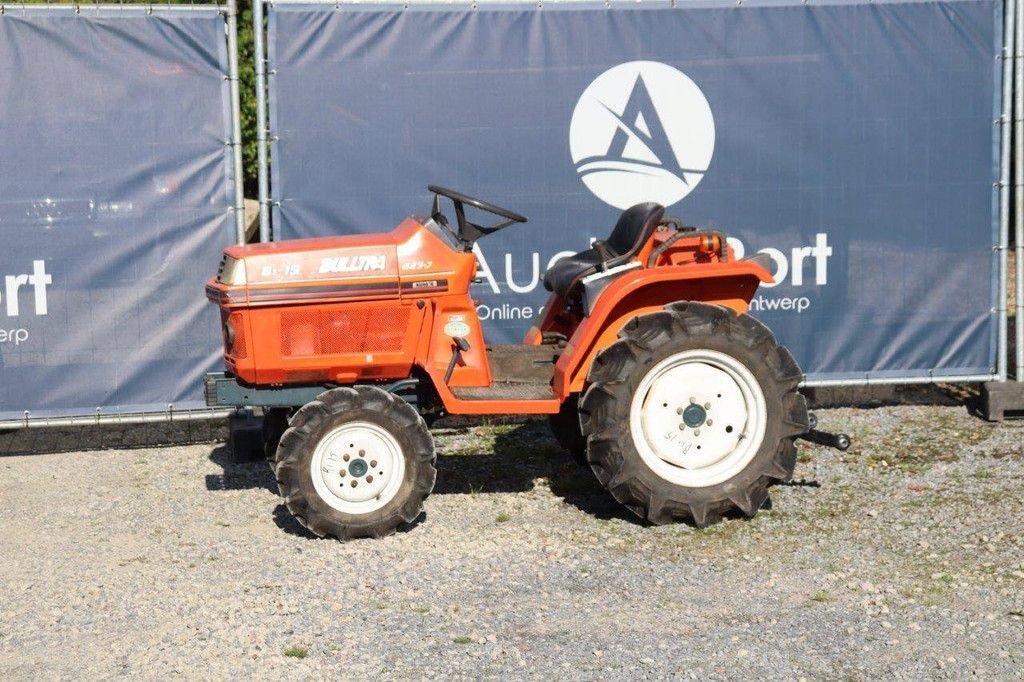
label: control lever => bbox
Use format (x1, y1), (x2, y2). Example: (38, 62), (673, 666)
(444, 336), (471, 384)
(797, 411), (851, 451)
(592, 240), (613, 271)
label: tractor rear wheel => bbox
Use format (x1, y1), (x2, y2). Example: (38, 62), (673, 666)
(275, 386), (436, 540)
(579, 302), (808, 527)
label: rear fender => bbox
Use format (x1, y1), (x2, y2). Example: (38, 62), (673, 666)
(552, 261), (770, 395)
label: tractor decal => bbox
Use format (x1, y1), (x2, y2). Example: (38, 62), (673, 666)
(318, 254), (388, 274)
(400, 279), (448, 294)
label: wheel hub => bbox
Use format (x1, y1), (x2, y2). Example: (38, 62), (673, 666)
(629, 349), (768, 488)
(309, 422), (405, 514)
(348, 458), (368, 477)
(681, 403), (707, 428)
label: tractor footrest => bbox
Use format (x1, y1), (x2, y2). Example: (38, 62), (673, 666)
(980, 381), (1024, 421)
(486, 344), (559, 384)
(451, 382), (554, 401)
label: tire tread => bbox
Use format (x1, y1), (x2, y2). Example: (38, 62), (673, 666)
(275, 385), (436, 540)
(580, 302), (809, 528)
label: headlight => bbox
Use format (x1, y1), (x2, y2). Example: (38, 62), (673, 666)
(223, 317), (236, 350)
(217, 255), (246, 286)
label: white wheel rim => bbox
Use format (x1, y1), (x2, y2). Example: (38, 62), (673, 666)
(629, 349), (767, 488)
(310, 421), (406, 515)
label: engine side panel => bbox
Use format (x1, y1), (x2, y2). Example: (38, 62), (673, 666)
(225, 299), (426, 385)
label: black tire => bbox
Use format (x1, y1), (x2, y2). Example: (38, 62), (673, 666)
(262, 408), (292, 462)
(548, 394), (587, 465)
(275, 386), (436, 540)
(579, 302), (808, 527)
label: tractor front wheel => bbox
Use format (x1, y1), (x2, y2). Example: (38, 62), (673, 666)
(580, 302), (808, 527)
(274, 386), (436, 540)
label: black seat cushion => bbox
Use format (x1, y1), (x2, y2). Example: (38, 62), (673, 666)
(543, 202), (664, 296)
(542, 249), (604, 298)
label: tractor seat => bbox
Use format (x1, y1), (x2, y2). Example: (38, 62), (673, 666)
(543, 202), (665, 297)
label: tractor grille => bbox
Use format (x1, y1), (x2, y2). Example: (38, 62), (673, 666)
(280, 307), (409, 357)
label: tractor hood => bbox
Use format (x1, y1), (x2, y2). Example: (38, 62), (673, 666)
(230, 234), (398, 285)
(211, 231), (401, 307)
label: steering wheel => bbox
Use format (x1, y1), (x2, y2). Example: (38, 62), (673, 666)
(427, 185), (527, 248)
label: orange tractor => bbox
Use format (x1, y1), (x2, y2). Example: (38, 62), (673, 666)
(206, 186), (826, 539)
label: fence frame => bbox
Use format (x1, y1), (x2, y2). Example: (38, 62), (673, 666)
(1, 0), (1019, 430)
(254, 0), (1018, 390)
(1016, 0), (1024, 384)
(0, 0), (245, 428)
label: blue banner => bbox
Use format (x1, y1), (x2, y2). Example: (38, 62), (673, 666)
(0, 7), (234, 418)
(268, 0), (1002, 382)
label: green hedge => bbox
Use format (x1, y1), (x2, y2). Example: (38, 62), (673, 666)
(237, 1), (258, 196)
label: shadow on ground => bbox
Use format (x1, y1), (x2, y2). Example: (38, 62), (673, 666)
(805, 383), (977, 409)
(204, 444), (276, 494)
(433, 419), (641, 524)
(198, 417), (640, 526)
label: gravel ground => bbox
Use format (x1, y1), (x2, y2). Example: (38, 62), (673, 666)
(0, 399), (1022, 679)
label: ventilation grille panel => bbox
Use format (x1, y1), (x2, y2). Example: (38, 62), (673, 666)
(280, 307), (410, 357)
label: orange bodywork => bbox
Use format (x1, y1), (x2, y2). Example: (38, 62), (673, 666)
(206, 217), (771, 415)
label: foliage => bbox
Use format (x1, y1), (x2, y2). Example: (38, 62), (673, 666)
(237, 0), (259, 195)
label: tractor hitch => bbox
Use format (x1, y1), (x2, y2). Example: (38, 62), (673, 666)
(798, 412), (851, 451)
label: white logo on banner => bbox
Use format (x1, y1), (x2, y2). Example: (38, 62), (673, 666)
(569, 61), (716, 210)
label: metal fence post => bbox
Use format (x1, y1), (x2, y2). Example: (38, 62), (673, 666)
(226, 0), (246, 244)
(999, 0), (1016, 382)
(1016, 0), (1024, 382)
(254, 0), (271, 242)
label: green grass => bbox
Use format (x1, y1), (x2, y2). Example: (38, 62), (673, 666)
(973, 470), (995, 479)
(412, 605), (430, 614)
(452, 636), (473, 645)
(693, 518), (746, 542)
(858, 414), (991, 474)
(810, 591), (835, 603)
(284, 646), (308, 659)
(495, 512), (510, 523)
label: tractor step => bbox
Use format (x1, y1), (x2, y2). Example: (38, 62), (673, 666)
(451, 383), (555, 401)
(485, 343), (559, 384)
(448, 344), (558, 400)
